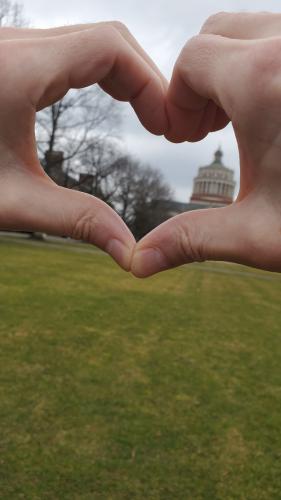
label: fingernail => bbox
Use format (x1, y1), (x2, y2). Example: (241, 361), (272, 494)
(106, 239), (133, 271)
(131, 247), (169, 278)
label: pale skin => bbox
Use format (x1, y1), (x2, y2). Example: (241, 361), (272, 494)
(0, 12), (280, 278)
(0, 22), (168, 271)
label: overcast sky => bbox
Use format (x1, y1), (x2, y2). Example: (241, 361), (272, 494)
(22, 0), (280, 201)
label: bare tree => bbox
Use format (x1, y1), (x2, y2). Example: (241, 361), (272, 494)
(36, 87), (123, 183)
(77, 146), (173, 239)
(69, 137), (123, 202)
(112, 158), (173, 239)
(35, 69), (173, 240)
(0, 0), (27, 27)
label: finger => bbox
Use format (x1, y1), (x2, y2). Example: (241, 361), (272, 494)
(0, 23), (168, 89)
(200, 11), (281, 40)
(105, 22), (168, 90)
(16, 25), (168, 135)
(165, 34), (248, 143)
(131, 204), (247, 278)
(0, 25), (86, 40)
(211, 107), (230, 132)
(0, 171), (135, 271)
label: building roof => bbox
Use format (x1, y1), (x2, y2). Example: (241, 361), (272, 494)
(199, 147), (233, 173)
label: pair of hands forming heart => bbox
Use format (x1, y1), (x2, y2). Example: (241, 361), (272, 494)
(0, 12), (280, 278)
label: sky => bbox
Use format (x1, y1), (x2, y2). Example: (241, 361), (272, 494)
(22, 0), (280, 202)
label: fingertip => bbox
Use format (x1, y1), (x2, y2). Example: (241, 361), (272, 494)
(37, 184), (137, 272)
(164, 132), (186, 144)
(165, 98), (218, 143)
(106, 237), (135, 272)
(131, 76), (169, 136)
(131, 246), (170, 278)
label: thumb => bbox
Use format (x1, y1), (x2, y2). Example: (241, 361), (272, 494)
(1, 171), (135, 271)
(131, 204), (248, 278)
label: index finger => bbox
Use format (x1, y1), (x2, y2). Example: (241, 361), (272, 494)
(200, 11), (281, 40)
(17, 24), (168, 136)
(0, 22), (168, 89)
(165, 34), (247, 142)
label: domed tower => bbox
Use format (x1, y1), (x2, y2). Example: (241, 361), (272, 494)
(190, 148), (236, 206)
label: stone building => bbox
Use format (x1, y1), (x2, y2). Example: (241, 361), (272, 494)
(77, 173), (95, 194)
(190, 147), (236, 207)
(42, 150), (67, 186)
(42, 147), (236, 219)
(160, 148), (236, 217)
(42, 150), (95, 193)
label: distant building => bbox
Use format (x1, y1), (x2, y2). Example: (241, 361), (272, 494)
(42, 150), (66, 186)
(41, 151), (65, 186)
(76, 173), (95, 194)
(160, 148), (236, 218)
(42, 147), (236, 220)
(190, 147), (236, 207)
(42, 151), (95, 193)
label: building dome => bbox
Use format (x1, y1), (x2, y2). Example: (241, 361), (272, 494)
(190, 148), (236, 206)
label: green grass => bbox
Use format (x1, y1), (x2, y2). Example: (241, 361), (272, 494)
(0, 236), (281, 500)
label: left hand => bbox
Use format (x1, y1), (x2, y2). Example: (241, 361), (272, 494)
(0, 23), (168, 271)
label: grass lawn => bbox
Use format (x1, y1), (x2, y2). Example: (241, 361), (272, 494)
(0, 236), (281, 500)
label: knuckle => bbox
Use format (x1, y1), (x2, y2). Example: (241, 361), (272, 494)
(180, 35), (205, 58)
(248, 39), (281, 103)
(201, 11), (279, 37)
(84, 23), (121, 66)
(200, 11), (230, 34)
(175, 219), (205, 263)
(108, 20), (129, 34)
(180, 34), (214, 61)
(98, 20), (130, 42)
(71, 209), (100, 243)
(178, 36), (197, 71)
(94, 22), (118, 42)
(177, 35), (213, 81)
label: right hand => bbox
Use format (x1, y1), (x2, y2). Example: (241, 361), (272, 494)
(132, 12), (281, 277)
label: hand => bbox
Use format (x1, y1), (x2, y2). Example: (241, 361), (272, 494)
(0, 22), (168, 271)
(132, 12), (281, 277)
